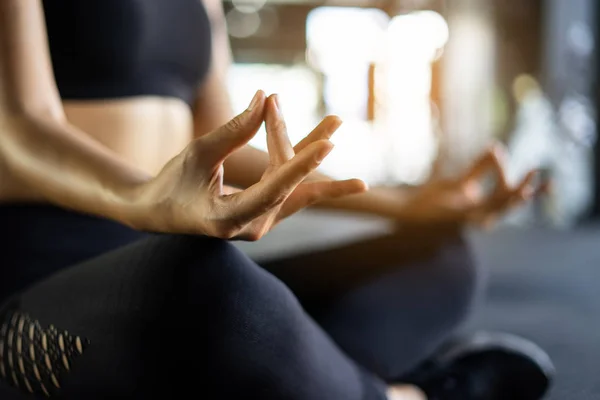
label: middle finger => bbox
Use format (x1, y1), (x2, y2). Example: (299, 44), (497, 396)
(265, 94), (295, 165)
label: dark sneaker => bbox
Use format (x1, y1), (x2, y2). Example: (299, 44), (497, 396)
(400, 332), (554, 400)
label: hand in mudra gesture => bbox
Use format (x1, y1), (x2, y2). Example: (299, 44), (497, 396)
(129, 91), (366, 240)
(399, 145), (548, 228)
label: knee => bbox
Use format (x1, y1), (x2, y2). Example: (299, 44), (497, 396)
(169, 237), (320, 386)
(144, 234), (251, 279)
(332, 232), (480, 334)
(163, 234), (302, 325)
(154, 234), (263, 291)
(386, 228), (481, 324)
(373, 231), (480, 327)
(428, 233), (481, 329)
(394, 230), (480, 327)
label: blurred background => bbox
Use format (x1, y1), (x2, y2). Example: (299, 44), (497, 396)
(223, 0), (600, 229)
(227, 8), (600, 396)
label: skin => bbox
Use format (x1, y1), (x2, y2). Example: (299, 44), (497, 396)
(0, 0), (365, 239)
(0, 0), (545, 397)
(387, 386), (428, 400)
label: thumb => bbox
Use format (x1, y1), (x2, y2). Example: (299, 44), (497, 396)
(198, 90), (266, 166)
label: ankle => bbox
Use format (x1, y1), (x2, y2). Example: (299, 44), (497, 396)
(387, 384), (427, 400)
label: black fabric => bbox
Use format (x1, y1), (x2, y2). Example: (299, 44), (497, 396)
(0, 234), (386, 399)
(0, 205), (478, 398)
(261, 224), (481, 380)
(0, 308), (90, 397)
(0, 203), (147, 303)
(42, 0), (212, 106)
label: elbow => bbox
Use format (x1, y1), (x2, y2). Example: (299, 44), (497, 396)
(0, 108), (47, 172)
(2, 92), (66, 126)
(15, 102), (65, 125)
(0, 112), (32, 168)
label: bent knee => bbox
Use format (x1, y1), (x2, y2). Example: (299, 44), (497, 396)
(173, 234), (303, 322)
(323, 233), (480, 336)
(430, 235), (480, 327)
(396, 233), (480, 328)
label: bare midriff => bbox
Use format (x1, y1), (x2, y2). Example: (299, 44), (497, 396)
(0, 96), (194, 202)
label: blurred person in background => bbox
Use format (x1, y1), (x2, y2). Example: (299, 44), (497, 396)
(0, 0), (553, 399)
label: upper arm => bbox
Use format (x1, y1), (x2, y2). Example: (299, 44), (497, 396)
(193, 0), (235, 134)
(202, 0), (233, 81)
(0, 0), (64, 121)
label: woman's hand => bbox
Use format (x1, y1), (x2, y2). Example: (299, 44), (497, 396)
(219, 94), (367, 239)
(126, 91), (366, 240)
(397, 145), (548, 228)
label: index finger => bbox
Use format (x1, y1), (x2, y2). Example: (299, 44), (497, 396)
(510, 169), (538, 202)
(462, 145), (509, 191)
(222, 140), (334, 225)
(199, 90), (266, 166)
(293, 116), (342, 153)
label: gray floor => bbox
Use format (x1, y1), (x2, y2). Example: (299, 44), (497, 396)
(466, 227), (600, 400)
(237, 212), (600, 399)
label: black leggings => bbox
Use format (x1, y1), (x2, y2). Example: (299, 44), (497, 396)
(0, 205), (479, 399)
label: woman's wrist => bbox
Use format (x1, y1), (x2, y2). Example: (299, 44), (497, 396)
(311, 184), (418, 220)
(105, 174), (156, 230)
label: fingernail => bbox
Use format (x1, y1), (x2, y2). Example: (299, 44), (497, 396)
(317, 142), (334, 161)
(523, 186), (535, 199)
(331, 116), (343, 128)
(352, 179), (369, 192)
(247, 90), (261, 111)
(272, 94), (282, 114)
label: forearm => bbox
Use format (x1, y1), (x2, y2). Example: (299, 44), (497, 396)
(0, 0), (152, 222)
(312, 184), (415, 219)
(1, 113), (151, 222)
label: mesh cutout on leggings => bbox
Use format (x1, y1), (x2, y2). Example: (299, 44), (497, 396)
(0, 309), (89, 398)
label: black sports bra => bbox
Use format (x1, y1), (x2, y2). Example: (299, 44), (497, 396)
(42, 0), (213, 107)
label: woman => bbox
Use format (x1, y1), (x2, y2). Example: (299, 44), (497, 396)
(0, 0), (553, 399)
